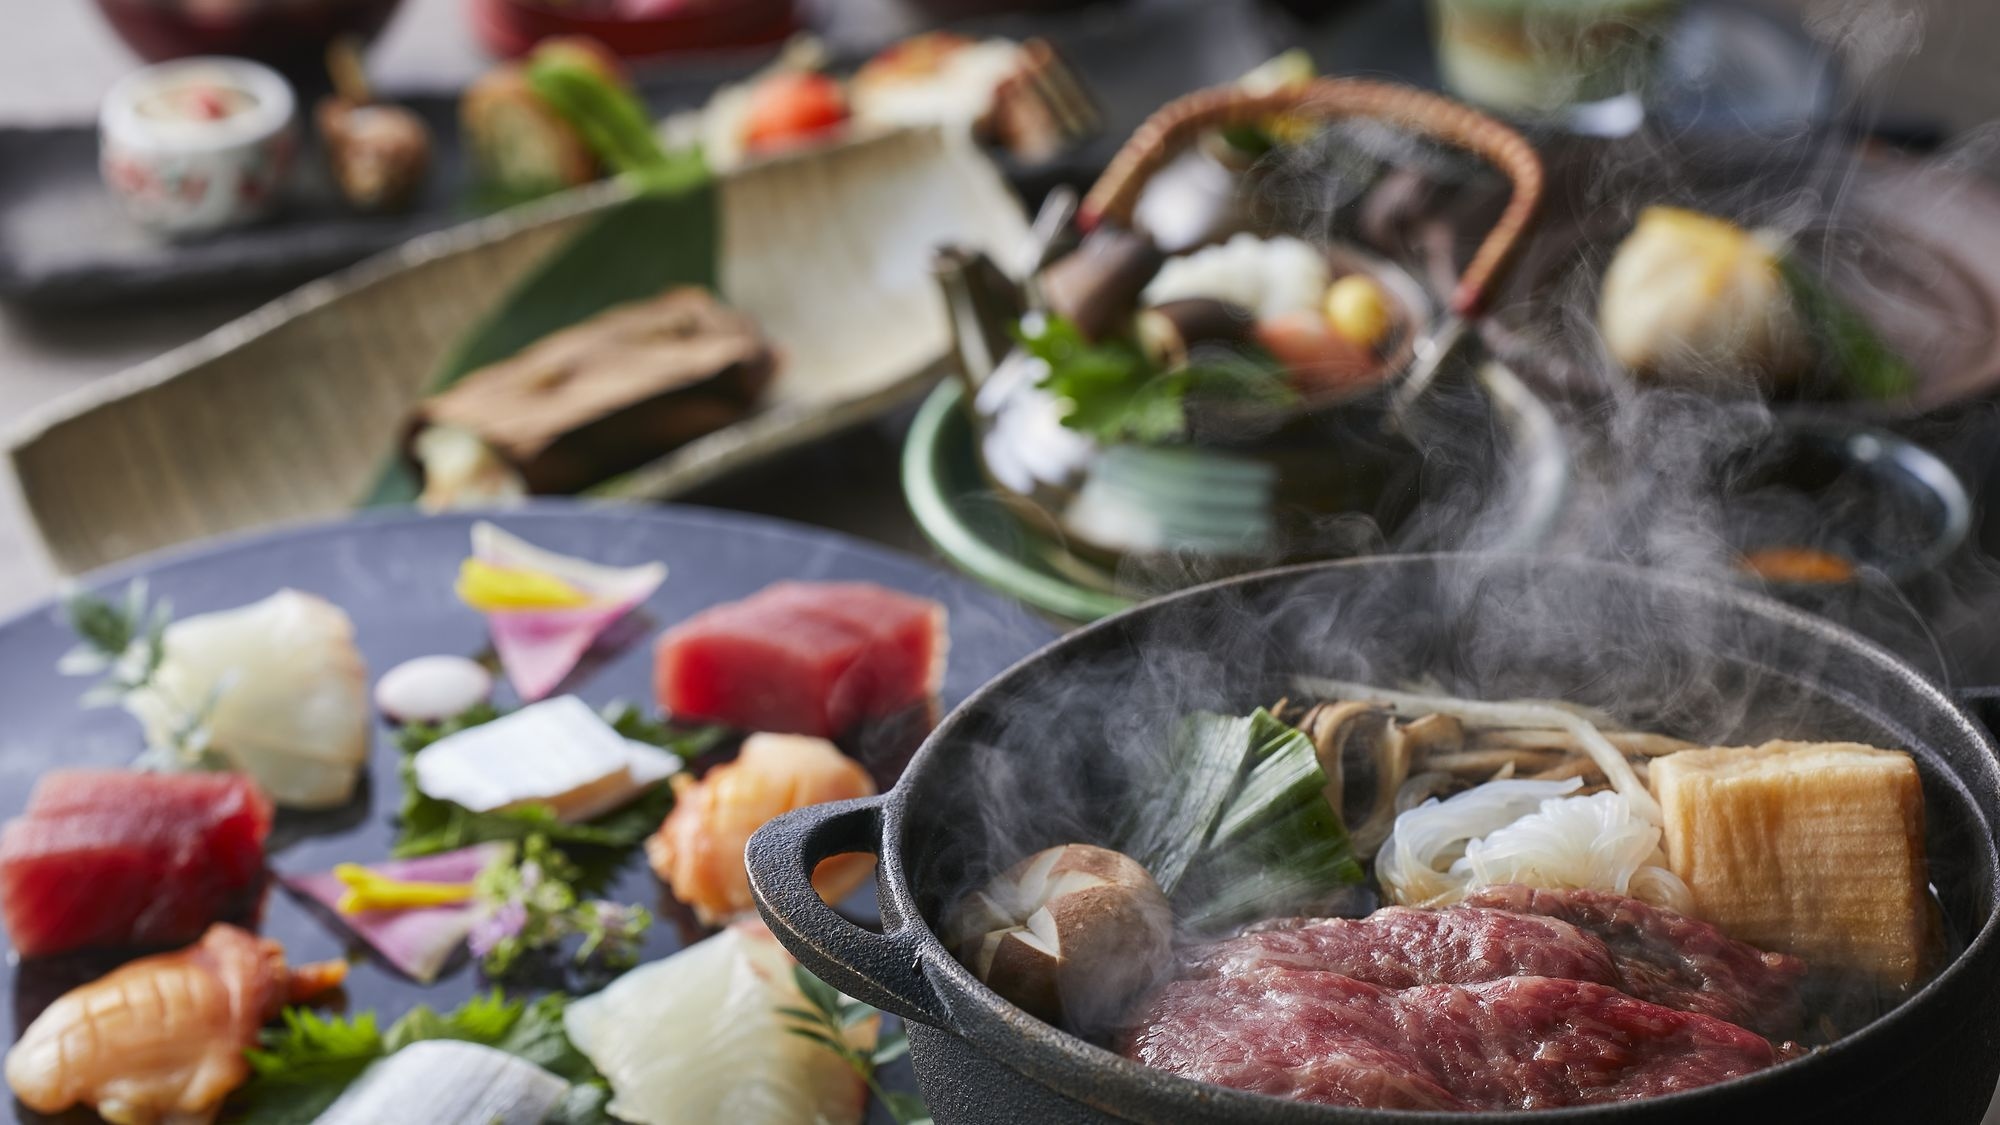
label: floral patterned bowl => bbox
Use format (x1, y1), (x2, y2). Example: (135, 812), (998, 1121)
(98, 57), (297, 238)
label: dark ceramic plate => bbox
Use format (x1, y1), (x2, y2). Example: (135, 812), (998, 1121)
(0, 501), (1057, 1124)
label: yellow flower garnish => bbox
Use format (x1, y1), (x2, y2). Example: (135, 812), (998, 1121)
(456, 558), (593, 611)
(334, 863), (477, 914)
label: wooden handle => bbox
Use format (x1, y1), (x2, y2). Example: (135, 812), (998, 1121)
(1079, 80), (1544, 317)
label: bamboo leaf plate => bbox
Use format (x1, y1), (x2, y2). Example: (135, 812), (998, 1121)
(8, 127), (1031, 575)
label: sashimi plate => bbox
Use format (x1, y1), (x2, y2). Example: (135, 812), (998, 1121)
(0, 501), (1058, 1124)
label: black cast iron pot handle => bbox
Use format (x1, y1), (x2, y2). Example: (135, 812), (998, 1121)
(746, 795), (948, 1028)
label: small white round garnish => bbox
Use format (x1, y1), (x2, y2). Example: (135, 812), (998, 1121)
(374, 655), (493, 724)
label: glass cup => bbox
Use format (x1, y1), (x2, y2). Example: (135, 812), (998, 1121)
(1429, 0), (1683, 135)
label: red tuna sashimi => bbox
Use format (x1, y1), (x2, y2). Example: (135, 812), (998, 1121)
(654, 581), (947, 738)
(0, 771), (272, 958)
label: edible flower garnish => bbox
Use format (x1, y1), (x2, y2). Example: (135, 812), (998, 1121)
(288, 835), (650, 985)
(470, 836), (652, 978)
(458, 522), (667, 701)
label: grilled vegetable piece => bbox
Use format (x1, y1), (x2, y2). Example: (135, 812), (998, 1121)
(1650, 740), (1931, 986)
(4, 925), (343, 1124)
(462, 37), (627, 195)
(319, 99), (431, 212)
(414, 287), (776, 496)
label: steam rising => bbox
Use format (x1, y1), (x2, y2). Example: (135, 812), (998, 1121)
(921, 2), (1994, 1036)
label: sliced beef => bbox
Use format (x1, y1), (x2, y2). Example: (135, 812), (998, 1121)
(1462, 885), (1807, 1038)
(1186, 906), (1623, 991)
(1125, 969), (1779, 1112)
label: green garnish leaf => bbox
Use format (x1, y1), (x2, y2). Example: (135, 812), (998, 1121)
(233, 992), (604, 1125)
(524, 52), (704, 194)
(602, 700), (726, 756)
(471, 836), (652, 979)
(783, 965), (931, 1125)
(392, 701), (506, 754)
(1016, 315), (1292, 445)
(58, 579), (173, 706)
(1779, 257), (1918, 401)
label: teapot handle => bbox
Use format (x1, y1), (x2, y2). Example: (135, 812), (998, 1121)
(1078, 80), (1544, 318)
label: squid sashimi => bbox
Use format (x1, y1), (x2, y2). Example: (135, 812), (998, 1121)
(646, 732), (877, 925)
(0, 770), (272, 957)
(564, 920), (873, 1125)
(5, 923), (345, 1125)
(653, 581), (947, 739)
(123, 589), (370, 808)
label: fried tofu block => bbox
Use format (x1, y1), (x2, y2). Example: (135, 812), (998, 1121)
(1650, 740), (1930, 987)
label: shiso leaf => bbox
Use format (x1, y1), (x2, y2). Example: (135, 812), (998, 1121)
(233, 992), (612, 1125)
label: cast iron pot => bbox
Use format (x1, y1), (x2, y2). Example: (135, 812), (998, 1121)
(747, 554), (2000, 1125)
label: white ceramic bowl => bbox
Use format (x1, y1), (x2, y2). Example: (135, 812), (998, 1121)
(99, 57), (297, 237)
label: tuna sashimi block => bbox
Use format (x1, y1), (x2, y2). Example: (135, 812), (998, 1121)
(0, 771), (272, 958)
(653, 581), (947, 738)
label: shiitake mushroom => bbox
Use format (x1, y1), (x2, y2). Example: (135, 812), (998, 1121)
(947, 844), (1171, 1030)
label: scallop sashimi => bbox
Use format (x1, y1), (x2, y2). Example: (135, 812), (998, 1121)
(123, 589), (370, 809)
(653, 581), (946, 739)
(646, 732), (877, 926)
(0, 770), (272, 957)
(5, 923), (345, 1125)
(564, 920), (873, 1125)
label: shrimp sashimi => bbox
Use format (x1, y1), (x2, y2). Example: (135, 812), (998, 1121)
(647, 732), (876, 925)
(5, 923), (345, 1125)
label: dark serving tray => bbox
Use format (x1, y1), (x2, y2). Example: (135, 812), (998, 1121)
(0, 0), (1287, 309)
(0, 501), (1060, 1124)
